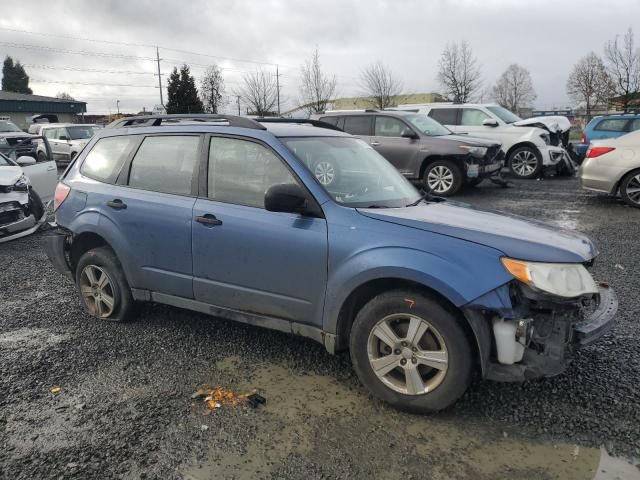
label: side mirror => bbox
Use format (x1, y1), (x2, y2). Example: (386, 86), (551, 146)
(16, 156), (36, 166)
(59, 135), (69, 141)
(265, 183), (308, 214)
(401, 128), (419, 139)
(482, 119), (499, 127)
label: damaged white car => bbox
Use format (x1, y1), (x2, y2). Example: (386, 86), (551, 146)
(0, 149), (57, 243)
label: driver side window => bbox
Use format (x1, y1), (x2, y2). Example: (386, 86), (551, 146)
(460, 108), (490, 126)
(374, 117), (408, 137)
(208, 137), (296, 209)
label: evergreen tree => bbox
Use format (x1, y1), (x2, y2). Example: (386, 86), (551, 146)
(2, 56), (32, 94)
(166, 65), (204, 114)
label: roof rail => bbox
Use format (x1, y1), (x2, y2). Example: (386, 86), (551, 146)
(255, 118), (344, 132)
(106, 114), (266, 130)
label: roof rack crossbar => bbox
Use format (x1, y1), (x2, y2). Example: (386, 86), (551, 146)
(106, 114), (266, 130)
(255, 118), (343, 132)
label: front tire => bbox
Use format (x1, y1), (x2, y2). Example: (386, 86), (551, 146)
(508, 146), (542, 179)
(75, 247), (135, 322)
(423, 160), (463, 196)
(620, 170), (640, 208)
(349, 290), (473, 412)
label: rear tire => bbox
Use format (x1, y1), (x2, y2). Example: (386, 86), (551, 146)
(75, 247), (135, 322)
(508, 146), (542, 179)
(620, 170), (640, 208)
(423, 160), (463, 196)
(349, 289), (473, 413)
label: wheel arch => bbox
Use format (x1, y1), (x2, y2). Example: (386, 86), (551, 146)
(69, 231), (114, 274)
(332, 278), (482, 373)
(613, 166), (640, 195)
(418, 155), (465, 180)
(505, 141), (540, 161)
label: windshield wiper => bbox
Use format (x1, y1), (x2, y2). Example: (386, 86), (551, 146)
(406, 189), (442, 207)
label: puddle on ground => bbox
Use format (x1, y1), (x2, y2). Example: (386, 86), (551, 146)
(183, 357), (605, 480)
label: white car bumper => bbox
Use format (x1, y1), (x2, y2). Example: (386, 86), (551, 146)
(539, 145), (570, 166)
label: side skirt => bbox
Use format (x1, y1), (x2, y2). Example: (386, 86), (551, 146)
(131, 288), (337, 354)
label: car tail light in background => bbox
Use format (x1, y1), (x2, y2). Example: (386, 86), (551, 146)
(581, 132), (586, 144)
(586, 147), (615, 159)
(53, 182), (71, 211)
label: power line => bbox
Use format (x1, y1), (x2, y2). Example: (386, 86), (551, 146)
(23, 64), (153, 75)
(0, 41), (155, 60)
(30, 79), (156, 88)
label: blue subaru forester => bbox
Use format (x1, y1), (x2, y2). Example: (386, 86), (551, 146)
(44, 114), (617, 412)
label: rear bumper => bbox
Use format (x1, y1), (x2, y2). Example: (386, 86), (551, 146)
(42, 225), (73, 278)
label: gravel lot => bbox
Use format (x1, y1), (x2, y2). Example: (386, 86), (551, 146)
(1, 176), (639, 479)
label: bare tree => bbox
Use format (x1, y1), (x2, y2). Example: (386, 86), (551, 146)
(360, 61), (402, 109)
(299, 48), (337, 114)
(604, 27), (640, 111)
(200, 65), (225, 114)
(566, 52), (612, 117)
(237, 70), (278, 116)
(56, 91), (75, 100)
(491, 64), (537, 114)
(437, 41), (481, 103)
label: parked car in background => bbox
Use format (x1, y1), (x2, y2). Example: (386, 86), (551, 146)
(44, 114), (616, 412)
(314, 111), (503, 196)
(0, 142), (56, 242)
(575, 113), (640, 158)
(0, 118), (38, 160)
(580, 129), (640, 208)
(36, 124), (100, 165)
(395, 104), (575, 179)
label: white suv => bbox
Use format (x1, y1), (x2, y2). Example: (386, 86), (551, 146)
(395, 103), (573, 179)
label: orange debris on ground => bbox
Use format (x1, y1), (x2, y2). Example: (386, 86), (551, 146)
(192, 385), (256, 410)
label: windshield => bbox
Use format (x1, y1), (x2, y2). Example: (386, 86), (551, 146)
(404, 114), (451, 136)
(486, 106), (521, 124)
(0, 153), (15, 166)
(282, 136), (421, 208)
(67, 126), (98, 140)
(0, 120), (23, 133)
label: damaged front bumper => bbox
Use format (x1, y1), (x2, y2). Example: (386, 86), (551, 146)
(465, 283), (618, 382)
(0, 194), (46, 243)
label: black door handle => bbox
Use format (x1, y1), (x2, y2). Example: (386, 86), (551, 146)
(195, 214), (222, 226)
(106, 199), (127, 210)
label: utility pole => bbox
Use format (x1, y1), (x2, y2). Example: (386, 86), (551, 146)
(155, 47), (164, 107)
(274, 64), (283, 115)
(236, 95), (241, 116)
(116, 99), (120, 114)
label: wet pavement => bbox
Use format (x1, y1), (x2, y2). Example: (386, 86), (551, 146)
(1, 177), (639, 479)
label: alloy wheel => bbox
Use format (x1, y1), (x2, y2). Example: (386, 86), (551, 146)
(314, 161), (335, 186)
(367, 313), (449, 395)
(426, 165), (454, 194)
(511, 150), (538, 177)
(624, 174), (640, 206)
(79, 265), (115, 318)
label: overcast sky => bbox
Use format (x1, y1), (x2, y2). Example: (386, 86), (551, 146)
(1, 0), (637, 114)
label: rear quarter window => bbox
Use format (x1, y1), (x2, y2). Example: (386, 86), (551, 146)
(594, 119), (629, 132)
(80, 136), (138, 184)
(319, 116), (339, 126)
(428, 108), (458, 125)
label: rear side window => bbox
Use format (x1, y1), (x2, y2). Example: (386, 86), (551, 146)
(428, 108), (458, 125)
(44, 128), (58, 139)
(629, 118), (640, 132)
(594, 119), (628, 131)
(342, 116), (373, 136)
(128, 135), (200, 195)
(319, 116), (339, 126)
(80, 136), (138, 184)
(208, 137), (296, 209)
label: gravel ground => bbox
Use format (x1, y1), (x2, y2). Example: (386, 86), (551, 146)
(1, 176), (639, 479)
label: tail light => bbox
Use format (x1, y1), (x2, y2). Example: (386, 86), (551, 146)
(53, 182), (71, 211)
(586, 147), (615, 159)
(581, 132), (586, 144)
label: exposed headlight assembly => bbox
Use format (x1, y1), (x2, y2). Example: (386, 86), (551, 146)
(501, 257), (598, 298)
(12, 174), (30, 192)
(539, 133), (551, 145)
(459, 145), (487, 158)
(0, 138), (7, 145)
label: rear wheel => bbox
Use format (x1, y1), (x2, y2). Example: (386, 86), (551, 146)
(75, 247), (135, 322)
(620, 170), (640, 208)
(423, 160), (463, 196)
(349, 290), (473, 412)
(508, 146), (542, 179)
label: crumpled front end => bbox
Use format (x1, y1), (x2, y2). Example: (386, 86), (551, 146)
(0, 188), (46, 243)
(463, 268), (618, 382)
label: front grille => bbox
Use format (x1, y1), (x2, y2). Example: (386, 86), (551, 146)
(0, 202), (23, 226)
(6, 137), (33, 146)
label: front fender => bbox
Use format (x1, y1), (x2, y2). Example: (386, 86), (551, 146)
(323, 243), (512, 334)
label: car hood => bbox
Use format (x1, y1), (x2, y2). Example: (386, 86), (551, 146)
(0, 132), (33, 138)
(513, 116), (571, 134)
(358, 201), (598, 263)
(0, 166), (24, 186)
(438, 134), (501, 147)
